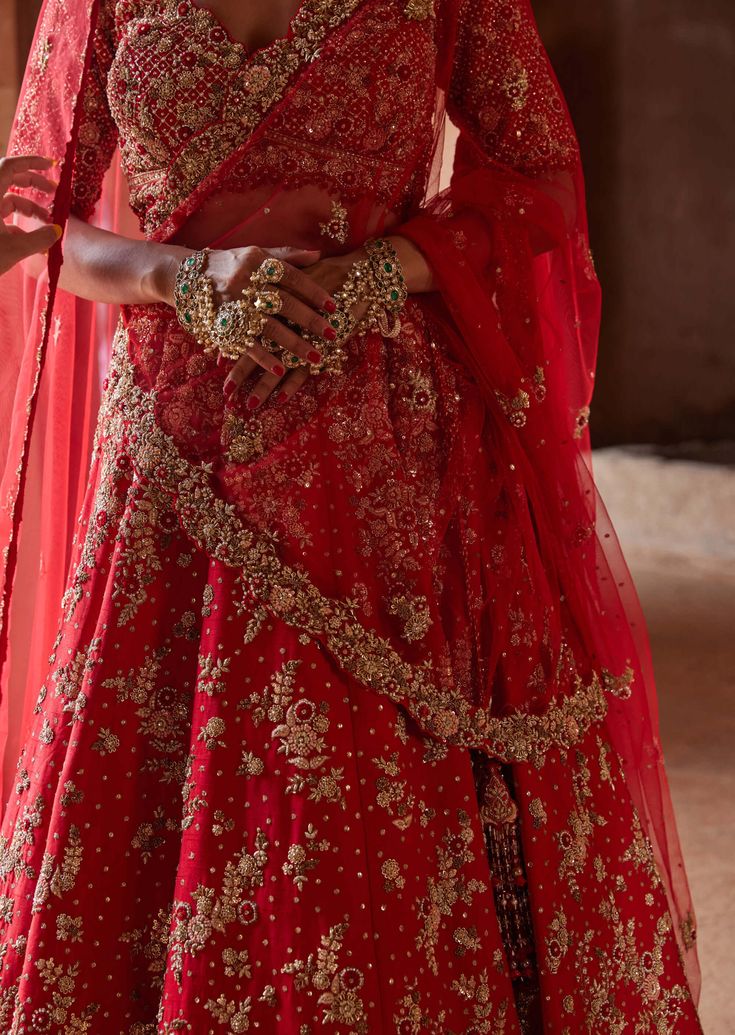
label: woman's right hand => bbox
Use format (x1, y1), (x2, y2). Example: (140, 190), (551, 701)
(157, 244), (337, 382)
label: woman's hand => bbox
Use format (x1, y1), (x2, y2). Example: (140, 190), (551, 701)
(231, 250), (362, 409)
(240, 236), (434, 409)
(0, 155), (61, 275)
(157, 243), (338, 399)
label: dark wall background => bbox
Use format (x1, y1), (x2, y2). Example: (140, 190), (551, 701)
(535, 0), (735, 446)
(8, 0), (735, 447)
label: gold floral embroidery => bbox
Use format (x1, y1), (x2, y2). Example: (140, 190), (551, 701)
(205, 992), (253, 1032)
(282, 824), (330, 891)
(32, 826), (84, 914)
(404, 0), (434, 19)
(109, 0), (368, 234)
(494, 386), (531, 428)
(101, 647), (191, 783)
(554, 749), (612, 902)
(371, 751), (433, 831)
(167, 829), (269, 988)
(56, 913), (84, 943)
(573, 405), (591, 439)
(393, 981), (447, 1032)
(380, 858), (406, 893)
(319, 198), (350, 244)
(528, 797), (547, 828)
(0, 795), (45, 881)
(544, 908), (570, 975)
(680, 912), (697, 951)
(590, 897), (692, 1033)
(91, 727), (121, 755)
(36, 36), (53, 74)
(451, 972), (506, 1035)
(416, 810), (487, 976)
(197, 653), (231, 696)
(237, 657), (346, 806)
(31, 958), (100, 1031)
(102, 325), (634, 766)
(387, 592), (431, 643)
(49, 639), (102, 723)
(281, 920), (368, 1031)
(131, 807), (179, 863)
(198, 715), (227, 750)
(622, 809), (664, 889)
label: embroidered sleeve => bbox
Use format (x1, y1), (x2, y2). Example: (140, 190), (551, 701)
(70, 0), (119, 220)
(445, 0), (578, 176)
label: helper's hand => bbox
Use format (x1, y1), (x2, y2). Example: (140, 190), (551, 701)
(0, 155), (61, 275)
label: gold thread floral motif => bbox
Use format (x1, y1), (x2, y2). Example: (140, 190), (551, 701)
(404, 0), (434, 21)
(281, 920), (368, 1031)
(98, 325), (634, 767)
(111, 0), (368, 235)
(319, 198), (350, 244)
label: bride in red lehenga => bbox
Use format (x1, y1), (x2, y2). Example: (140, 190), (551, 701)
(0, 0), (704, 1031)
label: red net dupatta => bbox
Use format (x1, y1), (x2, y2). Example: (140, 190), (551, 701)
(0, 0), (701, 1003)
(0, 0), (106, 809)
(394, 0), (701, 999)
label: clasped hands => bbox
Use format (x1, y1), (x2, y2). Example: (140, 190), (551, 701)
(175, 244), (366, 410)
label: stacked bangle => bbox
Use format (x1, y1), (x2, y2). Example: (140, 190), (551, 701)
(327, 237), (408, 344)
(364, 237), (408, 318)
(174, 248), (216, 349)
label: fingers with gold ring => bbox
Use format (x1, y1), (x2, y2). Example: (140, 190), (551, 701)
(250, 257), (286, 286)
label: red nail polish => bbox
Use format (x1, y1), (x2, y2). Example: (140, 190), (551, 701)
(247, 395), (260, 410)
(223, 379), (237, 397)
(273, 363), (285, 376)
(324, 299), (337, 314)
(275, 390), (289, 404)
(323, 326), (337, 341)
(307, 350), (322, 364)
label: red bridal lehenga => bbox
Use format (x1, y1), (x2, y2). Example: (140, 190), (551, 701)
(0, 0), (704, 1032)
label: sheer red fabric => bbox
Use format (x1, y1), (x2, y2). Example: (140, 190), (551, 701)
(0, 0), (701, 1025)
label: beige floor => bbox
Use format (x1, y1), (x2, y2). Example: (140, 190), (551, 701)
(594, 450), (735, 1035)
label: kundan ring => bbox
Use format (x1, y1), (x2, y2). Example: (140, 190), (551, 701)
(251, 288), (283, 316)
(250, 257), (286, 286)
(210, 300), (268, 360)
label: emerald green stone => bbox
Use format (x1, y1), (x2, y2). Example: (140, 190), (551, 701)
(184, 312), (192, 323)
(390, 290), (399, 300)
(384, 262), (392, 273)
(181, 282), (190, 294)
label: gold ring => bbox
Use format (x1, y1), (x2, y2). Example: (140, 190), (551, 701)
(251, 257), (286, 285)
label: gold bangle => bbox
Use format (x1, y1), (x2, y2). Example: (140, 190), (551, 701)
(364, 237), (408, 315)
(174, 249), (216, 346)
